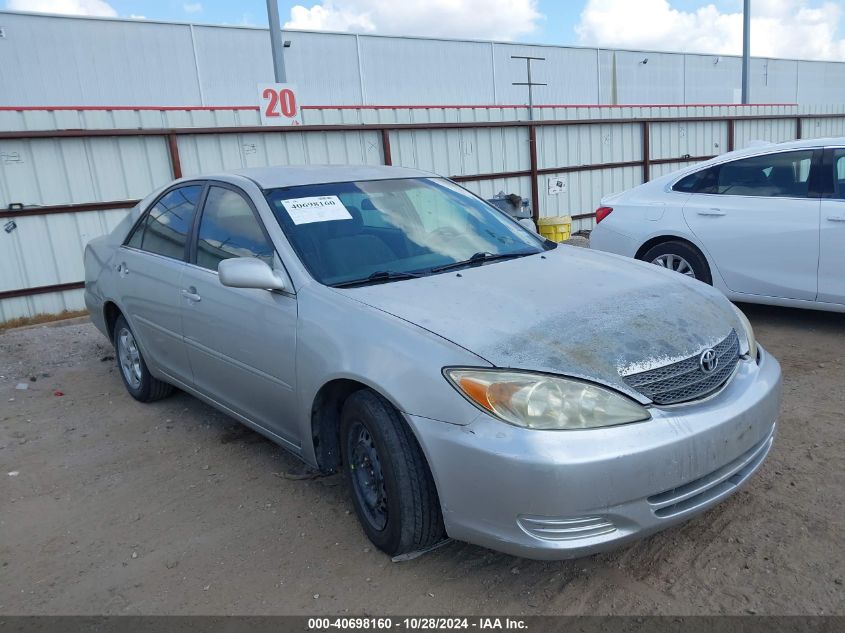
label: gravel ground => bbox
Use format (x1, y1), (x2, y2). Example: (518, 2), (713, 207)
(0, 304), (843, 615)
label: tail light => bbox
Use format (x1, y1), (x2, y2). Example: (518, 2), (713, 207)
(595, 206), (613, 223)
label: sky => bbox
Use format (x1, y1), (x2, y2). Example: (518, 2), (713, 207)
(5, 0), (845, 61)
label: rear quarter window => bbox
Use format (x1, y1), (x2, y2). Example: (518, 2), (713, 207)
(673, 166), (719, 194)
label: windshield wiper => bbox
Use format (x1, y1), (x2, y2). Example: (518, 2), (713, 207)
(429, 250), (534, 274)
(331, 270), (424, 288)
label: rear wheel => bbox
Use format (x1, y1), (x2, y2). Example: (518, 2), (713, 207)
(641, 240), (712, 285)
(113, 315), (174, 402)
(340, 390), (445, 556)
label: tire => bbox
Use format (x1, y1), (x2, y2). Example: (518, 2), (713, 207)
(113, 315), (174, 403)
(340, 390), (445, 556)
(641, 240), (712, 285)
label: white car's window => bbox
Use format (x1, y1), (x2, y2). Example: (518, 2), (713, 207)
(195, 186), (275, 271)
(831, 149), (845, 199)
(265, 177), (547, 287)
(126, 185), (203, 260)
(674, 150), (814, 198)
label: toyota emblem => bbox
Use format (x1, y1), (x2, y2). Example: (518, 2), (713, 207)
(699, 348), (719, 373)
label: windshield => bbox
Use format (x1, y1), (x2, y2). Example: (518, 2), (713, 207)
(265, 177), (546, 287)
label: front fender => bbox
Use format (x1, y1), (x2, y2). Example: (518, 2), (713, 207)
(294, 284), (487, 467)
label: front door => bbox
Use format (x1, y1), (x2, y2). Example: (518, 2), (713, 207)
(682, 148), (821, 301)
(179, 184), (300, 448)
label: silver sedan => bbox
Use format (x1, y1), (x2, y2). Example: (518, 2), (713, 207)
(84, 165), (782, 559)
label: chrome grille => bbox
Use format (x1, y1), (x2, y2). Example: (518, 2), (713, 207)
(622, 330), (740, 405)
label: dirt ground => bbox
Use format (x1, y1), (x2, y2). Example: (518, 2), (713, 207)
(0, 304), (843, 615)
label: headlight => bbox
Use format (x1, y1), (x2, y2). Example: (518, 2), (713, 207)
(730, 303), (757, 359)
(444, 368), (650, 430)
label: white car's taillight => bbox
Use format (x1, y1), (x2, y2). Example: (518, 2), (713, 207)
(595, 206), (613, 223)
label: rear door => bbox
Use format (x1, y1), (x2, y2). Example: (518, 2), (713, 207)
(681, 148), (821, 300)
(118, 183), (204, 384)
(818, 148), (845, 304)
(180, 183), (300, 448)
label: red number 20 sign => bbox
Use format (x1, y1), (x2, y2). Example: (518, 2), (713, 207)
(257, 84), (302, 126)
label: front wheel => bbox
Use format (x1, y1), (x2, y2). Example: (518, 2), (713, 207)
(641, 240), (712, 285)
(113, 315), (174, 402)
(340, 390), (445, 556)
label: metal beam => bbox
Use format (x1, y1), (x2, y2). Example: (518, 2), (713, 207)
(0, 199), (138, 219)
(0, 281), (85, 301)
(1, 113), (836, 142)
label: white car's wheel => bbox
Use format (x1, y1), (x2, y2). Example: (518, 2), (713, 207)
(641, 241), (712, 285)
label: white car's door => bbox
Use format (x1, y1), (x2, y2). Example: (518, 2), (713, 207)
(680, 148), (820, 301)
(819, 147), (845, 304)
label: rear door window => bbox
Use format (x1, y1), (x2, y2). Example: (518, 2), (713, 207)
(830, 149), (845, 199)
(126, 185), (203, 260)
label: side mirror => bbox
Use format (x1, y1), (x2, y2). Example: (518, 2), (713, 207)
(218, 257), (286, 291)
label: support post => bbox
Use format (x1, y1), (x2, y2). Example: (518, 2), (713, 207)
(381, 129), (392, 166)
(741, 0), (750, 104)
(642, 121), (651, 183)
(167, 134), (182, 179)
(796, 116), (802, 140)
(727, 119), (735, 152)
(266, 0), (287, 83)
(529, 124), (540, 223)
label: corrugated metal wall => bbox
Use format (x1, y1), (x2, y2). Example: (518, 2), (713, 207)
(4, 10), (845, 107)
(4, 103), (844, 322)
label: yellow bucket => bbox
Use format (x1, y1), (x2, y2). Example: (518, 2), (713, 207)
(537, 215), (572, 242)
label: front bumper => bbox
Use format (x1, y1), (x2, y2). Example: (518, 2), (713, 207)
(409, 345), (782, 560)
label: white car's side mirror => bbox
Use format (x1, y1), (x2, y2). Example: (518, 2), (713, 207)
(218, 257), (286, 291)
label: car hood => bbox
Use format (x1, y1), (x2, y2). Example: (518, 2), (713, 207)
(334, 247), (744, 403)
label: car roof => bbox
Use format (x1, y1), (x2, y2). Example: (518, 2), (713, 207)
(750, 136), (845, 150)
(202, 164), (436, 189)
(717, 136), (845, 159)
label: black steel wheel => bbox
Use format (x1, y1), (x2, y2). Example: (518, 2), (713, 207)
(347, 420), (389, 532)
(340, 390), (445, 556)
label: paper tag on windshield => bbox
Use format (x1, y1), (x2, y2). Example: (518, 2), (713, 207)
(281, 195), (352, 225)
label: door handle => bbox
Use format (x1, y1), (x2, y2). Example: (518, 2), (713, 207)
(827, 214), (845, 222)
(116, 262), (130, 276)
(698, 208), (726, 216)
(181, 288), (202, 302)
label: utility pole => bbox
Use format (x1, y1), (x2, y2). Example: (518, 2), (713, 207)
(511, 55), (546, 121)
(741, 0), (750, 104)
(266, 0), (287, 83)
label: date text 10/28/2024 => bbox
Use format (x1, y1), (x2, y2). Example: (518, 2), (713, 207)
(308, 618), (528, 630)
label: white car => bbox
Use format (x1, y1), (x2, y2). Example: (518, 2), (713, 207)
(590, 137), (845, 313)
